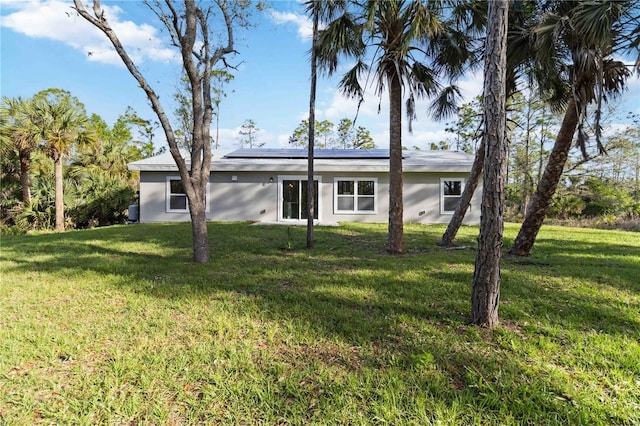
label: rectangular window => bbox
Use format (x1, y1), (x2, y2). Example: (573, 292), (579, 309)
(166, 176), (209, 213)
(334, 178), (377, 214)
(441, 178), (464, 214)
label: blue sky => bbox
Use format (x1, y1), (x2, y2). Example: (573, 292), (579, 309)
(1, 0), (639, 153)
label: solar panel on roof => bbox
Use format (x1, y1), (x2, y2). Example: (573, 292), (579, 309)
(224, 149), (391, 159)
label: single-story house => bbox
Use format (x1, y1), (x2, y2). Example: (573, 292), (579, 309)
(127, 148), (481, 225)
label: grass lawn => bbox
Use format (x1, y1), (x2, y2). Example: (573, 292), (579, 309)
(1, 222), (639, 425)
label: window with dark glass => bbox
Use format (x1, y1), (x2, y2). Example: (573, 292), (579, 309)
(441, 179), (463, 214)
(168, 178), (188, 211)
(282, 179), (318, 220)
(335, 178), (376, 213)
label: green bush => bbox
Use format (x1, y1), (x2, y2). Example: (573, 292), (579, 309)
(549, 192), (586, 219)
(68, 172), (136, 227)
(580, 178), (636, 218)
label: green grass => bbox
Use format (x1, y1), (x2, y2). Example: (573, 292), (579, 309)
(1, 222), (638, 425)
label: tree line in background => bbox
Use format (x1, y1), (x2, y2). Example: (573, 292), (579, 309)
(288, 117), (375, 149)
(0, 90), (157, 233)
(436, 94), (640, 226)
(233, 117), (376, 150)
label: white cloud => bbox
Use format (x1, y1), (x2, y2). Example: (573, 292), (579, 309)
(458, 71), (484, 102)
(320, 89), (379, 122)
(269, 10), (312, 41)
(1, 0), (178, 66)
(315, 83), (459, 150)
(623, 76), (640, 114)
(214, 125), (281, 151)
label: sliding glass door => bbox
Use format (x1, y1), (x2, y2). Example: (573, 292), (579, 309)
(281, 178), (319, 220)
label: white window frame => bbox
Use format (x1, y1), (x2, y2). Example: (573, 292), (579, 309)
(165, 176), (210, 213)
(440, 178), (465, 215)
(277, 175), (322, 222)
(333, 177), (378, 215)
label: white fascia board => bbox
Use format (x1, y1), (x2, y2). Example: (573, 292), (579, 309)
(404, 164), (473, 172)
(128, 163), (181, 171)
(129, 155), (474, 173)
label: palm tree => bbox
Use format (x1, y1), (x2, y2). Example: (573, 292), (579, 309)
(305, 0), (320, 249)
(439, 0), (546, 247)
(317, 0), (462, 254)
(33, 90), (94, 231)
(508, 0), (637, 256)
(0, 96), (41, 206)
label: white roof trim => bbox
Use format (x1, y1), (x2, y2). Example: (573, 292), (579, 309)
(128, 149), (474, 173)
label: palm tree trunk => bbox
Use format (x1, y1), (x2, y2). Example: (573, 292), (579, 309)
(388, 71), (403, 254)
(439, 137), (485, 246)
(307, 1), (319, 250)
(54, 154), (64, 231)
(19, 152), (32, 205)
(508, 96), (579, 256)
(471, 0), (509, 329)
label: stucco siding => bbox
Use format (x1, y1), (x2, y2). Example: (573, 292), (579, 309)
(403, 172), (481, 224)
(138, 170), (481, 225)
(209, 173), (278, 222)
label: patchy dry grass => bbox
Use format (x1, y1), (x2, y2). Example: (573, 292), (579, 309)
(1, 222), (638, 425)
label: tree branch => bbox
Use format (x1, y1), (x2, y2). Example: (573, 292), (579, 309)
(72, 0), (186, 172)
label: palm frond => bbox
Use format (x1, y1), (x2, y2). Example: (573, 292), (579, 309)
(428, 84), (462, 121)
(406, 93), (416, 133)
(571, 1), (625, 49)
(317, 13), (365, 75)
(408, 61), (439, 99)
(338, 60), (369, 100)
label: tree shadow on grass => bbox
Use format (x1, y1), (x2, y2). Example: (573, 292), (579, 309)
(4, 222), (637, 340)
(2, 222), (638, 424)
(515, 236), (640, 291)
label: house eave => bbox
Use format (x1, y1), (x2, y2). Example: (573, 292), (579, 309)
(127, 149), (475, 173)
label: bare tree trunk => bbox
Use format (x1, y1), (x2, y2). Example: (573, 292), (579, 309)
(388, 71), (403, 254)
(439, 137), (485, 246)
(189, 198), (208, 263)
(74, 0), (242, 263)
(54, 154), (64, 231)
(307, 1), (319, 249)
(508, 96), (579, 257)
(471, 0), (509, 329)
(19, 152), (31, 205)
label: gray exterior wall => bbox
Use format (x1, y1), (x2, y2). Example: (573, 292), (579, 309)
(138, 170), (481, 225)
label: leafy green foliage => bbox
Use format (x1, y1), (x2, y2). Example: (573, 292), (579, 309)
(1, 91), (150, 232)
(237, 119), (264, 149)
(67, 172), (135, 227)
(288, 117), (374, 149)
(548, 190), (587, 220)
(580, 178), (639, 218)
(9, 177), (56, 231)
